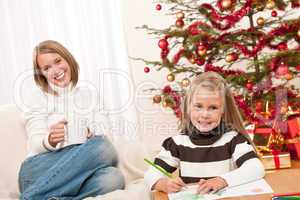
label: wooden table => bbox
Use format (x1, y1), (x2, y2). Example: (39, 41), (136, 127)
(153, 160), (300, 200)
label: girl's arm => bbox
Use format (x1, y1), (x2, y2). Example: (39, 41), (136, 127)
(220, 157), (265, 187)
(144, 137), (180, 190)
(220, 134), (265, 187)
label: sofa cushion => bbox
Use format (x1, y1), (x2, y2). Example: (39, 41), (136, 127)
(0, 104), (27, 198)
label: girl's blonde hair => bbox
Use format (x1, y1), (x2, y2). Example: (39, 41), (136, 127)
(33, 40), (79, 95)
(180, 71), (253, 142)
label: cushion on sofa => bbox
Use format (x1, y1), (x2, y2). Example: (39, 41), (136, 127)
(0, 104), (27, 199)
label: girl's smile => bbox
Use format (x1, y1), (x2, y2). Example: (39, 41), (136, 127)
(190, 86), (223, 133)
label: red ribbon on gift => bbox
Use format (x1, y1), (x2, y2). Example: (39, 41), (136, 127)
(271, 149), (281, 169)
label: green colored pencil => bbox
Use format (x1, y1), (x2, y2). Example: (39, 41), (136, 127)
(144, 158), (173, 178)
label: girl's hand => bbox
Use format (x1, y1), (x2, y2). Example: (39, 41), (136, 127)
(153, 177), (186, 193)
(197, 177), (228, 195)
(48, 120), (67, 147)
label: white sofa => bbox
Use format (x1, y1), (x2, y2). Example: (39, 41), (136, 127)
(0, 104), (152, 200)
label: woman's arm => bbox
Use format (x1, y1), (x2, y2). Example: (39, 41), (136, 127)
(22, 92), (56, 156)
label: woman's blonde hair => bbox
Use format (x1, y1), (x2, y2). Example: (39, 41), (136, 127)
(33, 40), (79, 95)
(180, 71), (253, 142)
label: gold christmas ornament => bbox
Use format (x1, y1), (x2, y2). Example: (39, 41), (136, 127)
(153, 95), (162, 104)
(266, 0), (276, 9)
(256, 3), (265, 11)
(198, 49), (207, 56)
(167, 73), (175, 82)
(162, 100), (169, 107)
(221, 0), (233, 10)
(284, 73), (293, 80)
(225, 53), (237, 62)
(189, 57), (196, 64)
(176, 11), (185, 19)
(257, 17), (265, 26)
(181, 78), (190, 87)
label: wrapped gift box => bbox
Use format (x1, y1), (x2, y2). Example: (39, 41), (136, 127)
(253, 127), (274, 146)
(288, 117), (300, 138)
(260, 152), (291, 170)
(287, 116), (300, 159)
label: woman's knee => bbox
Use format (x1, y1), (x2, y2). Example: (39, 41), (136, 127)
(99, 167), (125, 193)
(86, 136), (118, 167)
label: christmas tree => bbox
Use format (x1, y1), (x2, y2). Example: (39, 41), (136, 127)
(136, 0), (300, 158)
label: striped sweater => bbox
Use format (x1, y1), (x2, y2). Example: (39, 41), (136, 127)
(144, 125), (265, 189)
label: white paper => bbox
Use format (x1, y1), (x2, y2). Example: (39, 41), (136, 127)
(168, 179), (273, 200)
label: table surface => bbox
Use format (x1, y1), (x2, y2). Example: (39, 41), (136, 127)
(153, 160), (300, 200)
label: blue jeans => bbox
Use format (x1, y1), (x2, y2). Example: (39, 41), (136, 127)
(18, 136), (125, 200)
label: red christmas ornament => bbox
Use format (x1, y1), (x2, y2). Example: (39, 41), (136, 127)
(197, 44), (206, 51)
(271, 10), (278, 17)
(277, 42), (287, 51)
(276, 63), (289, 76)
(246, 81), (253, 91)
(195, 58), (205, 66)
(175, 19), (184, 28)
(160, 49), (169, 59)
(155, 4), (162, 11)
(174, 107), (182, 118)
(255, 101), (263, 112)
(296, 65), (300, 71)
(163, 85), (172, 93)
(144, 67), (150, 73)
(158, 39), (168, 50)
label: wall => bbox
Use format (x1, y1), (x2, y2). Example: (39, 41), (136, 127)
(121, 0), (179, 152)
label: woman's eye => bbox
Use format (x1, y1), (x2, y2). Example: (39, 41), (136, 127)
(55, 59), (61, 63)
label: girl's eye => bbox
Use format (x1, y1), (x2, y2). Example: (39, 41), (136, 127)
(195, 104), (202, 109)
(55, 58), (61, 64)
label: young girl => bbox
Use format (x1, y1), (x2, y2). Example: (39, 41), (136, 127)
(144, 72), (265, 194)
(18, 40), (125, 200)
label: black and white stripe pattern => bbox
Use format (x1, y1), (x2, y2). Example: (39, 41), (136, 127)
(153, 130), (257, 184)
